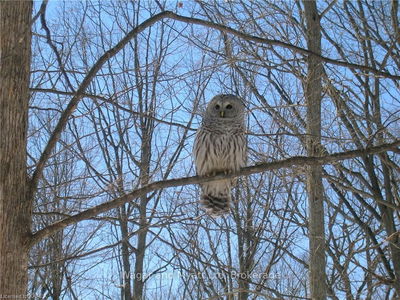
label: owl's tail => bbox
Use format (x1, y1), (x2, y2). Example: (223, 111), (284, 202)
(200, 180), (231, 216)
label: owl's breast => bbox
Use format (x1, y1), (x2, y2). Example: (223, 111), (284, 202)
(194, 128), (246, 176)
(209, 133), (246, 171)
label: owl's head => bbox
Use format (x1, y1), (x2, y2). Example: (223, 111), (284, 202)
(205, 94), (245, 119)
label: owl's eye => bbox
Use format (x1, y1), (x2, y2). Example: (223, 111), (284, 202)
(215, 104), (221, 110)
(226, 104), (233, 110)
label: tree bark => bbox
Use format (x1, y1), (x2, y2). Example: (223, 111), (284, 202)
(303, 1), (327, 299)
(0, 0), (32, 296)
(120, 207), (133, 300)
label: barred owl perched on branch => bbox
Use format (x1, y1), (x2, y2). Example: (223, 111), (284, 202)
(193, 94), (247, 216)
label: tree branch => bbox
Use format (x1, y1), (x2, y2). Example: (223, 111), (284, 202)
(28, 11), (172, 196)
(163, 12), (400, 80)
(29, 140), (400, 247)
(30, 10), (400, 197)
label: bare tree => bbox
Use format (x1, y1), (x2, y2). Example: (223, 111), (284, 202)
(1, 1), (400, 298)
(0, 1), (33, 295)
(303, 1), (326, 298)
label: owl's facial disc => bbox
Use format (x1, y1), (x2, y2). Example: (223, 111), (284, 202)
(207, 95), (244, 120)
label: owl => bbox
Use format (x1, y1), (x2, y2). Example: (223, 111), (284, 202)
(193, 94), (247, 216)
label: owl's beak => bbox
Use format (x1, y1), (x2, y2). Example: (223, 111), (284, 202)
(220, 111), (225, 118)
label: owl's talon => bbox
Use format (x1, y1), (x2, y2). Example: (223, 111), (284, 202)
(223, 170), (233, 175)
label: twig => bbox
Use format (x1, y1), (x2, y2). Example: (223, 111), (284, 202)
(29, 140), (400, 247)
(29, 11), (400, 199)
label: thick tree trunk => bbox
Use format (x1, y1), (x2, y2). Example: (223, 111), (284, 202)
(303, 1), (327, 299)
(0, 0), (32, 296)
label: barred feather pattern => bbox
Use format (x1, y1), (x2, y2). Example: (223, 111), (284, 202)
(193, 95), (246, 216)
